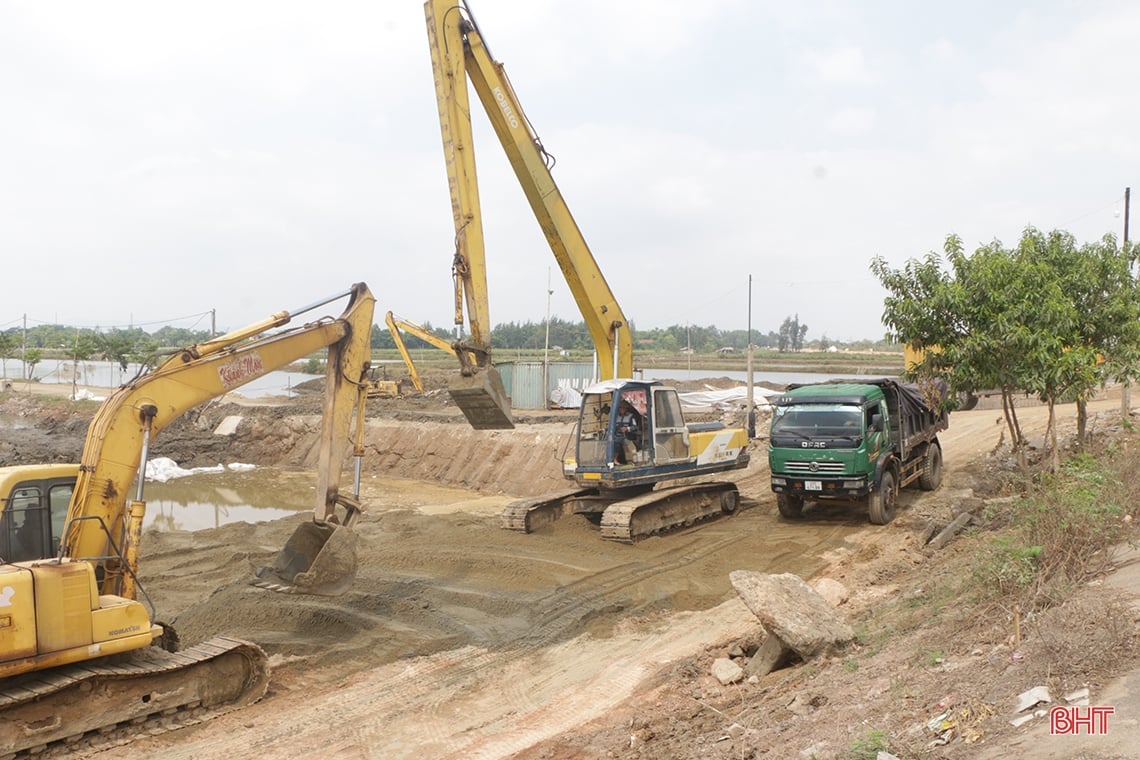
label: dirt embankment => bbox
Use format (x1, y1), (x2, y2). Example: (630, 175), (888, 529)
(2, 382), (1139, 760)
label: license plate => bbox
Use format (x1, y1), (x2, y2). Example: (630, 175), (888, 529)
(805, 481), (822, 491)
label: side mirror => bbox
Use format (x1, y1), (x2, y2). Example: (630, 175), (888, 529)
(870, 413), (883, 432)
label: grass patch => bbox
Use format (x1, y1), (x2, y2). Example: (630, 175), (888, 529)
(846, 728), (890, 760)
(972, 451), (1129, 611)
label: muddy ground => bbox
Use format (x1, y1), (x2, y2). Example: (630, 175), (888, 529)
(2, 376), (1139, 760)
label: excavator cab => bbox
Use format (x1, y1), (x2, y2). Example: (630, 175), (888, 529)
(0, 465), (79, 563)
(576, 383), (651, 469)
(572, 381), (697, 479)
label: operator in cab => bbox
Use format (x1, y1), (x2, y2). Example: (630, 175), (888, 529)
(615, 400), (641, 464)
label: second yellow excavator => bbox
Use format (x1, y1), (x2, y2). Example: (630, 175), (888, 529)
(425, 1), (751, 541)
(0, 283), (375, 753)
(384, 310), (459, 394)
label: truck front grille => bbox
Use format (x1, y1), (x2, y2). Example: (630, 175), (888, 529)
(785, 460), (846, 474)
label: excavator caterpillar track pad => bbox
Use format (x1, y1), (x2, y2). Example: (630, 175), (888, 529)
(448, 368), (514, 430)
(600, 482), (741, 542)
(0, 636), (269, 757)
(500, 488), (593, 532)
(254, 521), (358, 596)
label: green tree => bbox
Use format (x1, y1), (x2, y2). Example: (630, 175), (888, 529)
(24, 348), (42, 380)
(1039, 232), (1140, 445)
(68, 330), (100, 397)
(0, 331), (15, 380)
(778, 315), (807, 352)
(872, 227), (1140, 470)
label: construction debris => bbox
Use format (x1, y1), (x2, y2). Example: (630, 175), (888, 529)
(730, 571), (854, 677)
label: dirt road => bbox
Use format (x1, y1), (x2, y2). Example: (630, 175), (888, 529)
(3, 383), (1131, 759)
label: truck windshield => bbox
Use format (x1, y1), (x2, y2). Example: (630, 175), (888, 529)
(770, 404), (862, 441)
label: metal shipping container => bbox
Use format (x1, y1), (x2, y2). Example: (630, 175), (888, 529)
(497, 362), (597, 410)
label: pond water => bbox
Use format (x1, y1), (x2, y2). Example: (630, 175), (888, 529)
(4, 359), (319, 399)
(138, 465), (499, 533)
(141, 467), (316, 532)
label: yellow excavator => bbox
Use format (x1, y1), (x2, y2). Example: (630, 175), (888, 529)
(385, 310), (459, 394)
(425, 1), (750, 541)
(0, 282), (375, 753)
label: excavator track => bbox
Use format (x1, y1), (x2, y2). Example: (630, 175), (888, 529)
(0, 636), (269, 758)
(502, 483), (741, 543)
(599, 482), (741, 542)
(500, 487), (593, 533)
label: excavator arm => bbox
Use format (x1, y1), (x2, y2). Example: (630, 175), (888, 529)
(385, 310), (459, 393)
(63, 283), (376, 598)
(425, 0), (634, 381)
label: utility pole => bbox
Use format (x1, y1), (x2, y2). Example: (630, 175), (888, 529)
(686, 325), (691, 378)
(1123, 187), (1132, 416)
(543, 268), (552, 410)
(747, 274), (755, 439)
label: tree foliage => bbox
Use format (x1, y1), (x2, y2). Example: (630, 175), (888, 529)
(872, 227), (1140, 469)
(777, 315), (808, 353)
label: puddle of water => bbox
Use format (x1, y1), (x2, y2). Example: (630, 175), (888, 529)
(142, 468), (316, 532)
(140, 468), (501, 532)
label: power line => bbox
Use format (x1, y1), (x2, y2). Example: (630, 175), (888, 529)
(1058, 195), (1125, 230)
(4, 310), (215, 332)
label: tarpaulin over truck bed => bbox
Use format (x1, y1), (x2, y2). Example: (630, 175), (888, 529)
(787, 377), (948, 427)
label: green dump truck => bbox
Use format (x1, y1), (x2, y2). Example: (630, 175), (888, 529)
(768, 378), (948, 524)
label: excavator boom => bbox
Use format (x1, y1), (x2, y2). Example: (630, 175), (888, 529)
(425, 3), (753, 542)
(385, 310), (459, 393)
(425, 0), (633, 382)
(64, 282), (376, 596)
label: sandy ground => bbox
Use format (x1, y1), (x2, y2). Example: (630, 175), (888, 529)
(3, 380), (1139, 759)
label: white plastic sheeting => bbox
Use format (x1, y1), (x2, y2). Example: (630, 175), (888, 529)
(548, 384), (584, 409)
(145, 456), (256, 483)
(549, 384), (780, 411)
(677, 386), (779, 412)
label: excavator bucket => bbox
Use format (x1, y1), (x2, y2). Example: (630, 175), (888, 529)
(254, 522), (357, 596)
(448, 366), (514, 430)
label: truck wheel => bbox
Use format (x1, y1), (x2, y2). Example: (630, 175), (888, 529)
(720, 490), (739, 514)
(919, 442), (943, 491)
(868, 471), (897, 525)
(777, 493), (804, 519)
(957, 392), (979, 411)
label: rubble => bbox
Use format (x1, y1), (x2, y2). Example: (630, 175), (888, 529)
(730, 571), (854, 677)
(711, 657), (744, 685)
(1014, 685), (1052, 713)
(811, 577), (849, 606)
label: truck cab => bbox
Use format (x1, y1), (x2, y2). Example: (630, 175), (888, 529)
(768, 380), (946, 524)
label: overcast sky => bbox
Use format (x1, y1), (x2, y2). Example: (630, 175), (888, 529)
(1, 1), (1135, 343)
